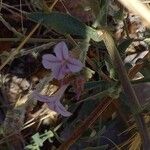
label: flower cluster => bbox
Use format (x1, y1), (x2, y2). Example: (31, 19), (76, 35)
(33, 42), (84, 117)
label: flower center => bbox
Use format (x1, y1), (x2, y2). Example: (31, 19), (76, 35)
(61, 59), (68, 65)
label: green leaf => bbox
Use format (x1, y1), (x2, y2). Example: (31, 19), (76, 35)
(84, 80), (111, 90)
(32, 133), (43, 147)
(25, 144), (40, 150)
(27, 12), (101, 42)
(78, 100), (100, 118)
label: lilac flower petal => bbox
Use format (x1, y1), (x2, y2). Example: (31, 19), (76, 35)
(51, 64), (71, 80)
(61, 64), (71, 75)
(46, 101), (71, 117)
(33, 84), (70, 116)
(42, 54), (60, 69)
(42, 41), (84, 80)
(42, 54), (58, 61)
(67, 57), (84, 72)
(33, 92), (56, 103)
(47, 102), (56, 111)
(57, 66), (67, 79)
(33, 84), (68, 102)
(55, 100), (72, 117)
(54, 42), (69, 60)
(51, 64), (65, 79)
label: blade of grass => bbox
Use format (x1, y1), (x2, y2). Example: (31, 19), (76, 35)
(101, 29), (150, 149)
(118, 0), (150, 27)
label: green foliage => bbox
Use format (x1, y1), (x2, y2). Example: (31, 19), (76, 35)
(25, 130), (54, 150)
(27, 12), (101, 42)
(84, 80), (112, 90)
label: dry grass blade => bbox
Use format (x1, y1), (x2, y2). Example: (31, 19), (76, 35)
(129, 133), (141, 150)
(118, 0), (150, 26)
(0, 23), (40, 71)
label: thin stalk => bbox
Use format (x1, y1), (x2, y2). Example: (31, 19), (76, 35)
(0, 38), (83, 43)
(101, 30), (150, 149)
(0, 23), (40, 71)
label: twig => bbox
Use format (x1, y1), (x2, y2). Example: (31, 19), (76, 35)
(20, 42), (55, 55)
(0, 38), (83, 43)
(0, 15), (23, 37)
(2, 2), (27, 14)
(49, 0), (59, 11)
(0, 23), (40, 71)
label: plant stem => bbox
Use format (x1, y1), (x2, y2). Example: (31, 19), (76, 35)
(101, 30), (150, 149)
(0, 38), (83, 43)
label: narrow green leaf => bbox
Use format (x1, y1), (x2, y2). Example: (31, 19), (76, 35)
(84, 80), (111, 90)
(27, 12), (101, 42)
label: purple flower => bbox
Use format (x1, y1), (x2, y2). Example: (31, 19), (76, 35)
(42, 41), (84, 80)
(33, 84), (72, 117)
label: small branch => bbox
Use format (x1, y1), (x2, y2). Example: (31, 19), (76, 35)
(0, 38), (83, 43)
(2, 2), (27, 14)
(0, 23), (40, 71)
(0, 15), (23, 37)
(20, 42), (55, 55)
